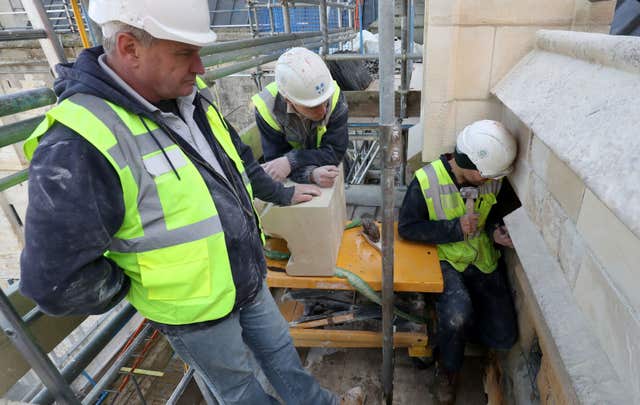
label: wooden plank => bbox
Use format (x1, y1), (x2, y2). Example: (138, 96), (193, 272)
(289, 328), (428, 348)
(267, 223), (443, 293)
(291, 312), (356, 328)
(344, 90), (421, 117)
(279, 299), (305, 322)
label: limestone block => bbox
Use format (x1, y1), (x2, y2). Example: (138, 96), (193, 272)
(457, 0), (575, 26)
(573, 0), (616, 26)
(454, 26), (495, 99)
(491, 26), (560, 88)
(0, 206), (21, 280)
(573, 251), (640, 402)
(507, 158), (530, 205)
(572, 24), (612, 34)
(541, 194), (567, 260)
(577, 189), (640, 313)
(0, 146), (23, 171)
(453, 98), (503, 136)
(501, 105), (532, 163)
(421, 101), (456, 162)
(558, 219), (586, 289)
(423, 25), (457, 102)
(3, 181), (29, 226)
(260, 169), (346, 276)
(529, 136), (550, 181)
(525, 171), (548, 229)
(493, 31), (640, 238)
(504, 207), (631, 404)
(426, 0), (459, 25)
(545, 152), (585, 222)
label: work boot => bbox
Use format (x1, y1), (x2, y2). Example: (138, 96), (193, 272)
(340, 386), (365, 405)
(433, 369), (458, 405)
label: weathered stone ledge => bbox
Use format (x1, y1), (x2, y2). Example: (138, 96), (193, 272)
(536, 29), (640, 75)
(493, 30), (640, 238)
(505, 207), (630, 404)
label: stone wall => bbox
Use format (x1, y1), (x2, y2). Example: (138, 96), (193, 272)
(494, 30), (640, 403)
(420, 0), (616, 161)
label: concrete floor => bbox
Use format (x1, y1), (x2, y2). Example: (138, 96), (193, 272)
(303, 347), (487, 405)
(133, 344), (487, 404)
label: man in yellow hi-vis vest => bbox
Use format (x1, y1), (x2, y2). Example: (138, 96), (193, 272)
(19, 1), (365, 403)
(252, 47), (349, 188)
(399, 120), (519, 404)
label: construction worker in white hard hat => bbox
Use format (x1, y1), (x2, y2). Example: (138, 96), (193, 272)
(19, 1), (369, 403)
(252, 47), (349, 188)
(398, 120), (519, 404)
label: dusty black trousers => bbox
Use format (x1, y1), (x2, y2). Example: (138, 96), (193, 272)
(435, 260), (518, 373)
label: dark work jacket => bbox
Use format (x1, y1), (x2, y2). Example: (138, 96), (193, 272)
(255, 90), (349, 183)
(398, 154), (519, 246)
(20, 47), (294, 326)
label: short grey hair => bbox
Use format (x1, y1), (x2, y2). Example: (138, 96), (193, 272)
(102, 21), (154, 54)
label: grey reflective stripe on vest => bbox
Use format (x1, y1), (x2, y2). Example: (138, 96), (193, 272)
(241, 171), (250, 186)
(258, 87), (277, 115)
(421, 166), (459, 220)
(107, 129), (175, 170)
(110, 215), (223, 252)
(143, 147), (187, 177)
(67, 94), (223, 253)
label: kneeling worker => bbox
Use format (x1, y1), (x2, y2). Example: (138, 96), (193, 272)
(399, 120), (519, 404)
(252, 47), (349, 187)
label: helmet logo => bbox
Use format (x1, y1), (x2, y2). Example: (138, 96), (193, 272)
(315, 82), (325, 95)
(478, 150), (487, 158)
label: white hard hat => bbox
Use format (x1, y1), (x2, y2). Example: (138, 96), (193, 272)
(456, 120), (517, 179)
(275, 47), (335, 107)
(88, 0), (217, 47)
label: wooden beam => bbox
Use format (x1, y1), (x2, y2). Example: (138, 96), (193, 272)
(344, 90), (421, 117)
(289, 328), (428, 349)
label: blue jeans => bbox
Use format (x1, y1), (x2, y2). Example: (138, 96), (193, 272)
(161, 281), (338, 405)
(435, 260), (517, 373)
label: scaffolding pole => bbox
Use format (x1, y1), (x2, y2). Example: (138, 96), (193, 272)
(378, 0), (397, 402)
(22, 0), (67, 71)
(0, 289), (80, 405)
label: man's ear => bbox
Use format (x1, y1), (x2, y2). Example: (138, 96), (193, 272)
(115, 32), (140, 66)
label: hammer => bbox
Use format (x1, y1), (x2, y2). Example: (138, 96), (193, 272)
(459, 187), (478, 215)
(459, 187), (479, 239)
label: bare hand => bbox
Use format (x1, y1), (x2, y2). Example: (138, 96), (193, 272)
(493, 225), (513, 248)
(291, 184), (321, 204)
(262, 156), (291, 182)
(311, 165), (340, 188)
(459, 213), (479, 236)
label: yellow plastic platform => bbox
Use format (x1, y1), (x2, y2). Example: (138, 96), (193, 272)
(266, 222), (443, 354)
(266, 223), (443, 293)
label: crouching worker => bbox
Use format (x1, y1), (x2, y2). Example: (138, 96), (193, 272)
(399, 120), (519, 404)
(253, 47), (349, 188)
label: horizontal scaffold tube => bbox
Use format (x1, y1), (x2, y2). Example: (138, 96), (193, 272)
(0, 87), (55, 118)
